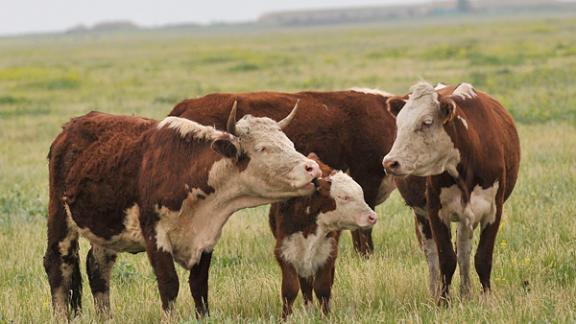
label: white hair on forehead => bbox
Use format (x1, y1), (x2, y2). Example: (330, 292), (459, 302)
(329, 171), (364, 198)
(409, 81), (437, 100)
(235, 115), (281, 136)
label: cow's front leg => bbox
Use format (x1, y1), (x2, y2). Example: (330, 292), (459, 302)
(142, 221), (179, 313)
(456, 220), (473, 299)
(189, 251), (212, 318)
(428, 209), (457, 304)
(313, 255), (336, 316)
(298, 276), (314, 307)
(414, 208), (441, 298)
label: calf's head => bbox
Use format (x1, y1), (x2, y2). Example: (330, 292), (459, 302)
(382, 81), (460, 177)
(307, 154), (377, 231)
(218, 101), (321, 199)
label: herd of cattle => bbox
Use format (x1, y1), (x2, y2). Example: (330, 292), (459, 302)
(43, 81), (520, 319)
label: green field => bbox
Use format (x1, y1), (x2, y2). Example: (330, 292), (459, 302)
(1, 13), (576, 323)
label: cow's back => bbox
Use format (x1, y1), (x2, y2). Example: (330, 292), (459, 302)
(48, 112), (156, 237)
(170, 91), (395, 181)
(438, 86), (520, 200)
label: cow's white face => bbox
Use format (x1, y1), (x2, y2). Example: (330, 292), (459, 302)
(382, 82), (460, 177)
(317, 172), (377, 231)
(233, 115), (321, 198)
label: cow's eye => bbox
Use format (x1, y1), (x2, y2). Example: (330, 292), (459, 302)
(340, 195), (351, 201)
(423, 119), (433, 127)
(257, 146), (267, 153)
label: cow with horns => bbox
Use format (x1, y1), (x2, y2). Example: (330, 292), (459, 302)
(44, 102), (321, 318)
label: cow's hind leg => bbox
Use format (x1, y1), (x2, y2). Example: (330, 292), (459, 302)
(86, 244), (117, 318)
(44, 203), (82, 319)
(475, 203), (503, 293)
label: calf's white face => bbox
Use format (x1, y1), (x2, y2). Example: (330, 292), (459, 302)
(317, 172), (377, 231)
(383, 81), (460, 177)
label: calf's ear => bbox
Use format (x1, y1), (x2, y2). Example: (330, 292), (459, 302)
(439, 97), (457, 123)
(211, 138), (239, 159)
(386, 96), (407, 117)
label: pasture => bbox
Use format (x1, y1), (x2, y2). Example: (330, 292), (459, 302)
(1, 13), (575, 323)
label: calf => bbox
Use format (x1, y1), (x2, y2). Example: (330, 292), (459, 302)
(170, 90), (397, 256)
(44, 102), (322, 319)
(383, 82), (520, 302)
(269, 154), (377, 319)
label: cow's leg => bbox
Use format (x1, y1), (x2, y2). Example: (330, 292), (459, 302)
(349, 169), (385, 256)
(298, 276), (314, 307)
(277, 257), (299, 319)
(414, 208), (441, 299)
(475, 202), (503, 293)
(141, 214), (179, 313)
(313, 256), (336, 316)
(351, 228), (374, 257)
(86, 244), (117, 317)
(456, 219), (473, 299)
(44, 203), (82, 319)
(429, 210), (457, 303)
(188, 251), (212, 318)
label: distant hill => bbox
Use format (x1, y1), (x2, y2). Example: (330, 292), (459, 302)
(258, 0), (573, 26)
(66, 20), (140, 34)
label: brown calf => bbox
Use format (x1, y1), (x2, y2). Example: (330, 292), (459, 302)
(269, 154), (377, 319)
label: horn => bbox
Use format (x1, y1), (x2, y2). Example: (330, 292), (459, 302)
(278, 99), (300, 130)
(226, 100), (238, 135)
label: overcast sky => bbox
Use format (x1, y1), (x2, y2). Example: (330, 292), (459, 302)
(0, 0), (436, 36)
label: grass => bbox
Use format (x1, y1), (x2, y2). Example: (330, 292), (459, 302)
(1, 13), (576, 323)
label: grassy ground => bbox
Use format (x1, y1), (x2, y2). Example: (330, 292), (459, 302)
(1, 13), (575, 323)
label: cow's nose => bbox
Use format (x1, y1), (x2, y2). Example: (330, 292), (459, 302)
(382, 158), (401, 172)
(368, 211), (377, 224)
(305, 160), (322, 178)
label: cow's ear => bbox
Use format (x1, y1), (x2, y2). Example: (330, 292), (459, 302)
(307, 152), (319, 160)
(386, 96), (407, 118)
(439, 97), (457, 123)
(211, 138), (238, 159)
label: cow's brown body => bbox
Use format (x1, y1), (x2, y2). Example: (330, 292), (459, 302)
(44, 109), (320, 318)
(170, 90), (397, 254)
(389, 84), (520, 301)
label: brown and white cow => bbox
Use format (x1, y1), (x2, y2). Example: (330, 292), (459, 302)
(383, 82), (520, 302)
(44, 102), (322, 319)
(170, 90), (398, 257)
(269, 153), (377, 319)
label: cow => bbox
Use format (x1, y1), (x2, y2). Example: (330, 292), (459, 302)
(169, 90), (398, 257)
(269, 153), (377, 319)
(44, 102), (323, 319)
(382, 82), (520, 302)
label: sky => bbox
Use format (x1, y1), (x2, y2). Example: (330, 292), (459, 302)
(0, 0), (436, 36)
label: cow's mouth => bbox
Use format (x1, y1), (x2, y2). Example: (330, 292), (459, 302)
(312, 177), (320, 188)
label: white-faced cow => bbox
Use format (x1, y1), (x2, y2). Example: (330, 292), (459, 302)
(383, 82), (520, 302)
(269, 153), (377, 319)
(170, 90), (398, 257)
(44, 102), (322, 319)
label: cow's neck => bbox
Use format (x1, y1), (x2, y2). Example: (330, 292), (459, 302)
(161, 159), (276, 269)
